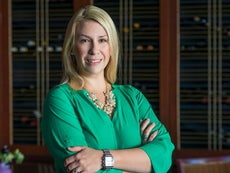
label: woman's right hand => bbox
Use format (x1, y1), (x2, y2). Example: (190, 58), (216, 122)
(64, 146), (103, 173)
(140, 118), (158, 144)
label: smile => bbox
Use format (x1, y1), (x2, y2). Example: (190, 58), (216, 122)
(86, 58), (102, 64)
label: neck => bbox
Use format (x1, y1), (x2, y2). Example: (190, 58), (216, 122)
(83, 78), (108, 94)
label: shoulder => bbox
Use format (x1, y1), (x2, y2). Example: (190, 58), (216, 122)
(113, 84), (142, 95)
(47, 83), (67, 96)
(113, 84), (150, 107)
(45, 83), (74, 103)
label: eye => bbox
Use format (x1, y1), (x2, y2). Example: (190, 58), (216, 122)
(99, 38), (108, 43)
(79, 38), (90, 44)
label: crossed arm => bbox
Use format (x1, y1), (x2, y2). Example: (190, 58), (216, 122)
(64, 119), (158, 173)
(42, 87), (174, 173)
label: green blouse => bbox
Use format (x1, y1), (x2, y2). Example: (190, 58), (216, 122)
(41, 83), (174, 173)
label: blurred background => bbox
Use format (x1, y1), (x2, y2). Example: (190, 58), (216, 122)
(0, 0), (230, 172)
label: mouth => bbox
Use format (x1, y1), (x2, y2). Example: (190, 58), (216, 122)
(85, 58), (102, 64)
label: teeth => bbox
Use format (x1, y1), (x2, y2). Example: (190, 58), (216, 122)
(87, 59), (101, 63)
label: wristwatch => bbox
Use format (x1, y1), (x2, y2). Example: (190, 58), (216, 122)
(102, 150), (114, 170)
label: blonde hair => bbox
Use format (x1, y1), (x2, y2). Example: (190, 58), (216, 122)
(61, 5), (120, 88)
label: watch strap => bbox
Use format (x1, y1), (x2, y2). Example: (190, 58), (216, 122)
(102, 150), (114, 170)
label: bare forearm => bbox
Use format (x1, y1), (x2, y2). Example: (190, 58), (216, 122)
(111, 148), (152, 173)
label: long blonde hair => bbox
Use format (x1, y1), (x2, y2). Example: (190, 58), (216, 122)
(61, 5), (120, 88)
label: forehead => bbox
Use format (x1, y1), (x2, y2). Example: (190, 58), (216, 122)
(76, 20), (108, 37)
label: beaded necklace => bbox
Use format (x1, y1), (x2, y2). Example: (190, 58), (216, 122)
(87, 85), (116, 116)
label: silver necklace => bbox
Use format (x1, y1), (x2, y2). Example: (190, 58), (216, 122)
(87, 86), (116, 116)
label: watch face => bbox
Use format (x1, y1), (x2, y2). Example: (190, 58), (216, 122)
(105, 156), (114, 166)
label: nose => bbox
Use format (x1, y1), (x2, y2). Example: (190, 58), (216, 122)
(89, 41), (99, 55)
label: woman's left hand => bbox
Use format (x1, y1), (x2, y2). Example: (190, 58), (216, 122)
(64, 146), (103, 173)
(140, 118), (158, 144)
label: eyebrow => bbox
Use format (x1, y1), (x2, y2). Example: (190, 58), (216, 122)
(78, 34), (108, 38)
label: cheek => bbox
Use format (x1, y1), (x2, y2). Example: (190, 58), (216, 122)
(76, 46), (89, 58)
(75, 47), (85, 63)
(103, 46), (111, 57)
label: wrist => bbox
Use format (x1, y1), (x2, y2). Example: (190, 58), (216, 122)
(102, 150), (114, 170)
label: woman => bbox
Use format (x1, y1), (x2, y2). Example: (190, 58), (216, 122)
(41, 5), (174, 173)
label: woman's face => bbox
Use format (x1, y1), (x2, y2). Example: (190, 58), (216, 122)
(75, 20), (110, 77)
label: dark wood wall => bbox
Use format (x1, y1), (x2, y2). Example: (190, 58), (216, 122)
(0, 0), (11, 147)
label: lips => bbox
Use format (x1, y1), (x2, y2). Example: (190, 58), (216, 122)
(85, 58), (102, 64)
